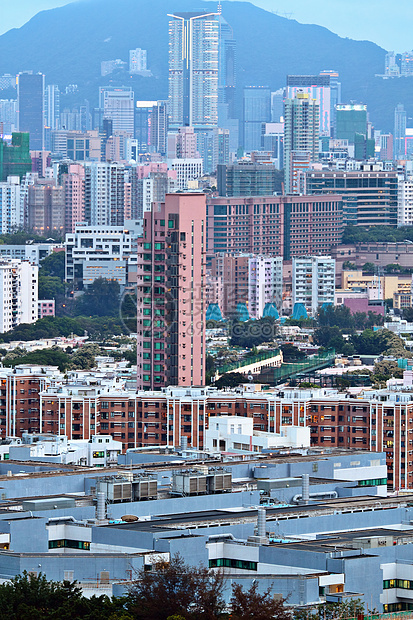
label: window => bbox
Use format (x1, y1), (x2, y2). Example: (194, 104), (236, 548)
(209, 558), (257, 571)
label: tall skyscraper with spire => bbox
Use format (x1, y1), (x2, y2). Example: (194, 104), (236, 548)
(168, 11), (219, 130)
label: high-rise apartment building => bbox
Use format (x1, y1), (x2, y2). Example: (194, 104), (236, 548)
(397, 178), (413, 227)
(99, 87), (134, 137)
(248, 255), (283, 319)
(292, 256), (335, 316)
(63, 164), (85, 233)
(26, 180), (65, 236)
(129, 48), (147, 74)
(168, 11), (219, 129)
(84, 162), (126, 226)
(287, 74), (331, 136)
(135, 101), (156, 153)
(210, 253), (249, 317)
(0, 176), (21, 233)
(0, 259), (38, 332)
(243, 86), (271, 152)
(17, 72), (45, 150)
(137, 193), (206, 391)
(394, 103), (407, 159)
(284, 92), (319, 194)
(149, 101), (168, 155)
(44, 85), (60, 131)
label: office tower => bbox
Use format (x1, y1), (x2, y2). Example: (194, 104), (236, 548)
(384, 52), (400, 77)
(0, 259), (38, 332)
(212, 127), (230, 170)
(306, 168), (398, 227)
(168, 11), (219, 129)
(336, 104), (367, 142)
(60, 108), (81, 131)
(271, 89), (284, 123)
(394, 103), (407, 159)
(44, 85), (60, 131)
(136, 193), (206, 390)
(0, 176), (21, 233)
(84, 162), (126, 226)
(243, 86), (271, 152)
(26, 179), (65, 235)
(248, 256), (283, 319)
(284, 92), (319, 194)
(149, 101), (168, 155)
(0, 99), (18, 134)
(218, 9), (236, 118)
(217, 161), (278, 197)
(99, 87), (134, 137)
(0, 133), (32, 181)
(287, 74), (331, 136)
(17, 72), (45, 150)
(206, 194), (343, 260)
(135, 101), (156, 153)
(319, 70), (341, 137)
(51, 129), (101, 161)
(169, 159), (203, 190)
(63, 164), (85, 233)
(129, 48), (147, 74)
(261, 122), (284, 169)
(354, 133), (375, 160)
(292, 256), (335, 316)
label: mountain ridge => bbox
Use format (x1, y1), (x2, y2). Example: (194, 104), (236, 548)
(0, 0), (409, 132)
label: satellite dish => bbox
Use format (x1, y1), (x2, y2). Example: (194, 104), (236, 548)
(248, 374), (254, 382)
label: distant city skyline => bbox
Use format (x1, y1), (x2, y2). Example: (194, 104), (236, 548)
(2, 0), (413, 52)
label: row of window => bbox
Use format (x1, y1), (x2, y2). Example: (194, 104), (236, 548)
(384, 579), (413, 590)
(209, 558), (257, 571)
(49, 539), (90, 550)
(358, 478), (387, 487)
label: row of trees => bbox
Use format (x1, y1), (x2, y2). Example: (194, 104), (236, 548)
(342, 224), (413, 244)
(0, 343), (102, 372)
(0, 316), (127, 343)
(0, 558), (367, 620)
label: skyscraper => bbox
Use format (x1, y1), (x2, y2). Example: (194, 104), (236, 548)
(99, 87), (134, 137)
(149, 101), (168, 155)
(44, 85), (60, 131)
(335, 104), (367, 142)
(168, 11), (219, 130)
(319, 70), (341, 137)
(284, 92), (319, 194)
(84, 162), (126, 226)
(287, 74), (331, 136)
(394, 103), (407, 159)
(136, 193), (206, 390)
(129, 48), (147, 74)
(243, 86), (271, 152)
(218, 7), (236, 118)
(18, 72), (45, 150)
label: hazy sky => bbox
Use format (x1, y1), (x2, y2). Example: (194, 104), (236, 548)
(2, 0), (412, 51)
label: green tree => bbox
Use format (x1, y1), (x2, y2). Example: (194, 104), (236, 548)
(40, 251), (65, 279)
(230, 582), (291, 620)
(0, 571), (122, 620)
(70, 343), (101, 370)
(281, 343), (306, 362)
(76, 279), (121, 317)
(403, 307), (413, 322)
(362, 262), (376, 273)
(126, 554), (226, 620)
(2, 347), (71, 372)
(317, 305), (355, 330)
(342, 261), (357, 270)
(38, 275), (65, 300)
(214, 372), (246, 388)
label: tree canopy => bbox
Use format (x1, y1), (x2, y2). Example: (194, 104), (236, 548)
(75, 278), (121, 317)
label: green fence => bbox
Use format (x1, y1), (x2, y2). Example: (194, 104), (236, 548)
(257, 349), (336, 385)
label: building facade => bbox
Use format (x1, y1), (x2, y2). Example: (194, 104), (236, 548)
(292, 256), (336, 316)
(136, 193), (206, 390)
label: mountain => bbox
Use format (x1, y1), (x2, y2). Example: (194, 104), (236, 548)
(0, 0), (409, 132)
